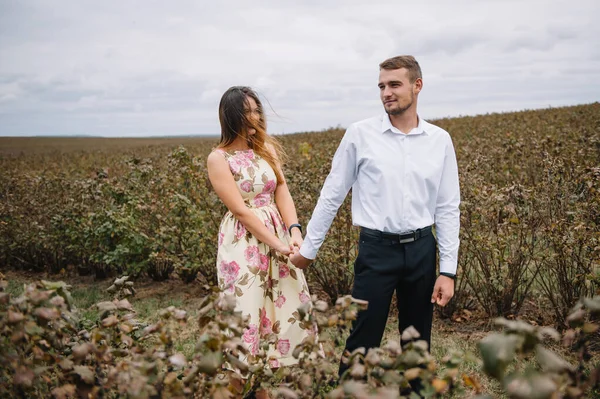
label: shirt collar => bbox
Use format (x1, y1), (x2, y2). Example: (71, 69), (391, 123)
(381, 113), (428, 136)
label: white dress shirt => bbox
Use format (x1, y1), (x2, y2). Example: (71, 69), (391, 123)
(299, 113), (460, 275)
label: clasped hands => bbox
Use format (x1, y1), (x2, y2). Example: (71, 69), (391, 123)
(274, 230), (312, 270)
(277, 232), (454, 306)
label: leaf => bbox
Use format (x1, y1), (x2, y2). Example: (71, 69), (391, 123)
(212, 386), (234, 399)
(462, 373), (482, 393)
(101, 315), (119, 328)
(96, 301), (117, 313)
(582, 322), (599, 334)
(50, 295), (66, 307)
(504, 372), (557, 399)
(115, 299), (133, 311)
(535, 346), (574, 373)
(163, 372), (178, 386)
(169, 353), (187, 368)
(52, 384), (76, 399)
(478, 333), (519, 379)
(289, 268), (298, 280)
(238, 273), (249, 286)
(24, 321), (44, 336)
(404, 367), (421, 381)
(173, 309), (187, 320)
(113, 276), (129, 287)
(11, 330), (25, 343)
(14, 367), (35, 386)
(197, 352), (223, 375)
(297, 302), (311, 319)
(7, 310), (24, 324)
(72, 343), (94, 361)
(119, 322), (133, 333)
(314, 300), (328, 312)
(274, 387), (298, 399)
(59, 358), (74, 371)
(401, 326), (421, 341)
(272, 320), (281, 334)
(566, 308), (586, 327)
(225, 353), (249, 373)
(40, 280), (68, 291)
(374, 387), (400, 399)
(583, 296), (600, 313)
(431, 378), (448, 393)
(34, 307), (60, 320)
(339, 381), (368, 398)
(73, 365), (95, 384)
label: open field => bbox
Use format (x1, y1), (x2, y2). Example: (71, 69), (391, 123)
(1, 103), (599, 397)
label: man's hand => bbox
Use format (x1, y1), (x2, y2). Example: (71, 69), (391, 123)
(289, 252), (313, 270)
(431, 275), (455, 306)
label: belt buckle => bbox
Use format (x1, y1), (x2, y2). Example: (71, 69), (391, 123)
(398, 232), (416, 244)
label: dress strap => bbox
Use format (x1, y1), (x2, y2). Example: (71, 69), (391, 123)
(214, 148), (230, 158)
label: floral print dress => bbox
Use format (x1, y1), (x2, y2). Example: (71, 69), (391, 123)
(215, 149), (313, 368)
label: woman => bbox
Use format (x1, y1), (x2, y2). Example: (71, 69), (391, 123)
(206, 86), (313, 371)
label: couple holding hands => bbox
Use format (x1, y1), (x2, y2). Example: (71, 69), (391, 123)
(207, 55), (461, 379)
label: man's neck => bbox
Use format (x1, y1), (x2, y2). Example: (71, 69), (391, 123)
(389, 111), (419, 134)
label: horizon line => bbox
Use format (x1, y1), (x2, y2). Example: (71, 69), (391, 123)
(0, 102), (597, 138)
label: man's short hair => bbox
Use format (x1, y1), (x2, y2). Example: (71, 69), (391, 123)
(379, 55), (422, 83)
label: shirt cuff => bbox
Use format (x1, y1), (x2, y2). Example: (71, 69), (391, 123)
(439, 259), (457, 275)
(299, 245), (317, 261)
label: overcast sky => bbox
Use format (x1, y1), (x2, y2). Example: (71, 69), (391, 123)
(1, 0), (598, 137)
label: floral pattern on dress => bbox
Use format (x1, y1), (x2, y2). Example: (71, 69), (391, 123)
(214, 148), (314, 368)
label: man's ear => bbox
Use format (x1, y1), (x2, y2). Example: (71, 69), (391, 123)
(413, 78), (423, 94)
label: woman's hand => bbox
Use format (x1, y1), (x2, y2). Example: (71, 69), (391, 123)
(290, 230), (304, 250)
(274, 242), (295, 256)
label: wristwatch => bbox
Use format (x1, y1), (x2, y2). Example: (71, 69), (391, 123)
(288, 223), (303, 235)
(439, 272), (457, 280)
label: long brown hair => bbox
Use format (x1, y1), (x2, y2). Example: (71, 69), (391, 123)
(217, 86), (287, 184)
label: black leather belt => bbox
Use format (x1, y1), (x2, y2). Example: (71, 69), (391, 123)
(360, 225), (433, 244)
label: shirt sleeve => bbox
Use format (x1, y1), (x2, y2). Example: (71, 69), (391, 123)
(299, 125), (359, 260)
(434, 133), (461, 275)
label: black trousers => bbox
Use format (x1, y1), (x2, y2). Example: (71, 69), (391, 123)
(338, 228), (437, 377)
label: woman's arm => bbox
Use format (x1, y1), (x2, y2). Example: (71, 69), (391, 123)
(207, 151), (293, 255)
(275, 178), (303, 247)
(268, 145), (303, 249)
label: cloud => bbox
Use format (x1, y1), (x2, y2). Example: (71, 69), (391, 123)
(0, 0), (598, 136)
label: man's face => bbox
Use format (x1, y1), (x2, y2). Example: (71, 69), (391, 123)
(378, 68), (421, 116)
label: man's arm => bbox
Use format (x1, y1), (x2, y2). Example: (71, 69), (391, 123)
(431, 133), (460, 306)
(290, 125), (359, 269)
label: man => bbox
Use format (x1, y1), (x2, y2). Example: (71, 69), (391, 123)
(289, 55), (460, 378)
